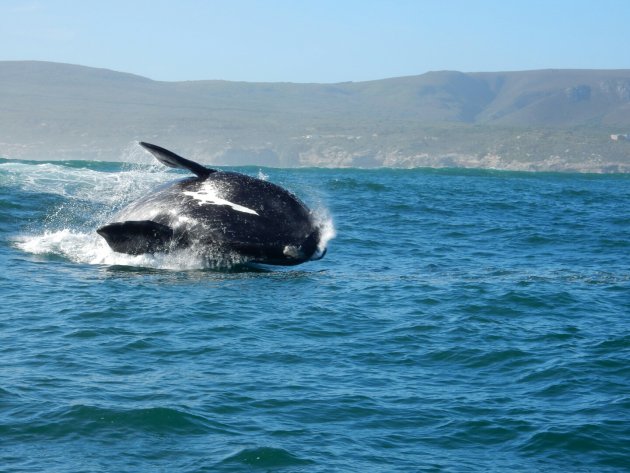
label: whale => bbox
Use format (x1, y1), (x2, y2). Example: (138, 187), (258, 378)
(96, 142), (327, 266)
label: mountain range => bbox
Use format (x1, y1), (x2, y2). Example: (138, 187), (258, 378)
(1, 61), (629, 171)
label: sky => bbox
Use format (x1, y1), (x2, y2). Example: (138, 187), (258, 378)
(1, 0), (630, 83)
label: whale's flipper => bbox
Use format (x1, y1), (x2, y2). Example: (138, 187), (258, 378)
(139, 142), (216, 178)
(97, 220), (174, 255)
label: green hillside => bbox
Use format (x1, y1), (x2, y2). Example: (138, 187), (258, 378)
(1, 61), (629, 171)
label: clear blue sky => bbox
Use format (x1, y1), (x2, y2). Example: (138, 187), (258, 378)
(1, 0), (629, 83)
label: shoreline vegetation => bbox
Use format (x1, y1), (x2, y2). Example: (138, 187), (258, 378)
(1, 61), (630, 173)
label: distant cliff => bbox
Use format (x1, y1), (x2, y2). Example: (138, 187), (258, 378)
(1, 61), (629, 171)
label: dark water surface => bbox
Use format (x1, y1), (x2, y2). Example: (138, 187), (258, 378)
(1, 159), (629, 472)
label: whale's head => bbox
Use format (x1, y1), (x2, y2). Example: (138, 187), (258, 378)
(281, 228), (327, 265)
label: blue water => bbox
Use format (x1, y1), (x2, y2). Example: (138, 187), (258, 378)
(1, 158), (629, 472)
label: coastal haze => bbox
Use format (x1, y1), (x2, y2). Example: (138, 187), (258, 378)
(2, 61), (630, 172)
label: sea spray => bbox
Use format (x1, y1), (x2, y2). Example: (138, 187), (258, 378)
(313, 206), (336, 254)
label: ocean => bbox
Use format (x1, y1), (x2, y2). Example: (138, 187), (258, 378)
(1, 157), (629, 472)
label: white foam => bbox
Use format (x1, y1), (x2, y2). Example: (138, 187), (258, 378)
(15, 230), (110, 263)
(13, 230), (244, 270)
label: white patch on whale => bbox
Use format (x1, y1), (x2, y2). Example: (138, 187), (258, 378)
(183, 184), (259, 216)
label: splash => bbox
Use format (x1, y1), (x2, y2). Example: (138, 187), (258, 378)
(9, 149), (335, 270)
(0, 159), (169, 207)
(257, 170), (269, 181)
(14, 230), (247, 270)
(5, 151), (234, 269)
(313, 206), (336, 254)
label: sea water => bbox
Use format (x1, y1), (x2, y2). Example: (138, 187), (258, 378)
(0, 158), (629, 472)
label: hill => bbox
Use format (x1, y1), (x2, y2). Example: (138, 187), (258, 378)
(1, 61), (629, 171)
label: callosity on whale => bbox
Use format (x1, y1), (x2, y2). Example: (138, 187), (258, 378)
(97, 142), (327, 266)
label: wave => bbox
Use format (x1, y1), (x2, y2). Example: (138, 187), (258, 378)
(520, 422), (630, 468)
(3, 404), (222, 439)
(216, 446), (314, 469)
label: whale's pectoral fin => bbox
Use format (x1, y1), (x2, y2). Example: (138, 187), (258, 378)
(97, 220), (174, 255)
(139, 142), (216, 178)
